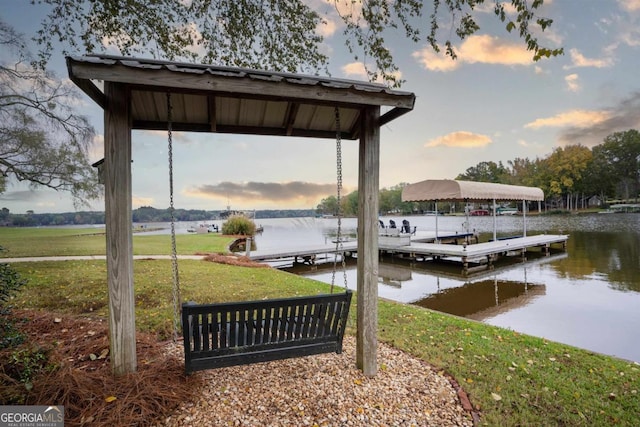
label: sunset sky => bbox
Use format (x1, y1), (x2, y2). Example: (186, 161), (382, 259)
(2, 0), (640, 214)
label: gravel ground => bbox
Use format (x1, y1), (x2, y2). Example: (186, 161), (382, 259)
(160, 337), (475, 427)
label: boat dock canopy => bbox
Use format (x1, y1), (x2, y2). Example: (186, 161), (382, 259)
(402, 179), (544, 202)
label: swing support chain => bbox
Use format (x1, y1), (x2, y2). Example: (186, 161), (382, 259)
(167, 92), (182, 342)
(331, 107), (348, 293)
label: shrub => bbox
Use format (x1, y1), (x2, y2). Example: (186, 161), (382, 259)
(1, 246), (27, 348)
(221, 215), (257, 236)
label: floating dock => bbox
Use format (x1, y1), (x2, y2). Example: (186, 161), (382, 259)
(247, 232), (568, 275)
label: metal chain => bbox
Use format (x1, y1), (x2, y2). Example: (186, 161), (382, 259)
(167, 92), (181, 342)
(331, 107), (348, 293)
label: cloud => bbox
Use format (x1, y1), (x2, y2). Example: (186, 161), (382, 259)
(317, 15), (338, 37)
(88, 134), (104, 163)
(412, 49), (460, 72)
(132, 196), (155, 208)
(557, 92), (640, 146)
(327, 0), (364, 21)
(341, 62), (402, 82)
(0, 190), (43, 202)
(342, 62), (368, 79)
(425, 131), (492, 148)
(525, 92), (640, 147)
(618, 0), (640, 12)
(187, 181), (338, 205)
(564, 74), (581, 92)
(461, 35), (533, 65)
(306, 0), (361, 38)
(564, 48), (615, 69)
(524, 110), (611, 129)
(141, 129), (195, 145)
(620, 26), (640, 46)
(412, 35), (533, 72)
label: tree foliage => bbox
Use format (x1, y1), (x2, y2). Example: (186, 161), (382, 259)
(335, 0), (562, 85)
(596, 130), (640, 201)
(456, 160), (509, 183)
(0, 20), (99, 205)
(221, 215), (257, 236)
(456, 131), (639, 209)
(0, 246), (28, 348)
(33, 0), (328, 75)
(32, 0), (562, 87)
(540, 145), (592, 197)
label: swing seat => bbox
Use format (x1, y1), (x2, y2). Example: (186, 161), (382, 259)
(182, 291), (352, 373)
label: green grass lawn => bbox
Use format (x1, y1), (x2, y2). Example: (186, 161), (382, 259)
(0, 227), (233, 257)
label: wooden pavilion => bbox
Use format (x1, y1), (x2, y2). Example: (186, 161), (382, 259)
(66, 54), (416, 377)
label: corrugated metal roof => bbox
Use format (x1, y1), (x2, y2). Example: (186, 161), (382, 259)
(402, 179), (545, 201)
(67, 54), (415, 140)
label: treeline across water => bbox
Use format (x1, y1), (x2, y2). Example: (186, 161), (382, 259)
(0, 206), (316, 227)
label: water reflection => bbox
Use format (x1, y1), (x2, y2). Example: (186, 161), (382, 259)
(375, 258), (547, 320)
(552, 231), (640, 292)
(414, 278), (545, 321)
(378, 264), (412, 287)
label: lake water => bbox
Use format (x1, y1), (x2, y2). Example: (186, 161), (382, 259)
(229, 213), (640, 363)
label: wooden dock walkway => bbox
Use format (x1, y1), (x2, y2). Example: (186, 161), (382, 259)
(385, 234), (568, 259)
(381, 234), (568, 274)
(248, 241), (359, 263)
(248, 233), (568, 274)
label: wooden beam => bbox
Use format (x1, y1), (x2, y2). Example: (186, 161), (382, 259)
(67, 61), (416, 110)
(68, 75), (105, 108)
(104, 82), (137, 376)
(356, 106), (380, 377)
(379, 107), (413, 127)
(208, 94), (217, 132)
(284, 103), (300, 136)
(131, 120), (357, 140)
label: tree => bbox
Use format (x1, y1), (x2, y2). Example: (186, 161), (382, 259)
(343, 190), (359, 216)
(539, 145), (592, 210)
(32, 0), (562, 87)
(0, 20), (99, 206)
(596, 130), (640, 202)
(456, 160), (509, 183)
(506, 157), (541, 187)
(587, 145), (617, 202)
(316, 195), (339, 216)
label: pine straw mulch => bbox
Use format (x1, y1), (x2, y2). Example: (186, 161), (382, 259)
(198, 252), (270, 268)
(0, 309), (203, 427)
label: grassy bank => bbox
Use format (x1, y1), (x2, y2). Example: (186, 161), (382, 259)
(2, 227), (639, 425)
(0, 227), (234, 257)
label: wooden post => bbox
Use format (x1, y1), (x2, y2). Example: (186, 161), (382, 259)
(522, 199), (527, 237)
(104, 82), (137, 376)
(356, 106), (380, 377)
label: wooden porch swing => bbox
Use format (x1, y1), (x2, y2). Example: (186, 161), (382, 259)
(67, 54), (414, 377)
(164, 93), (352, 373)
